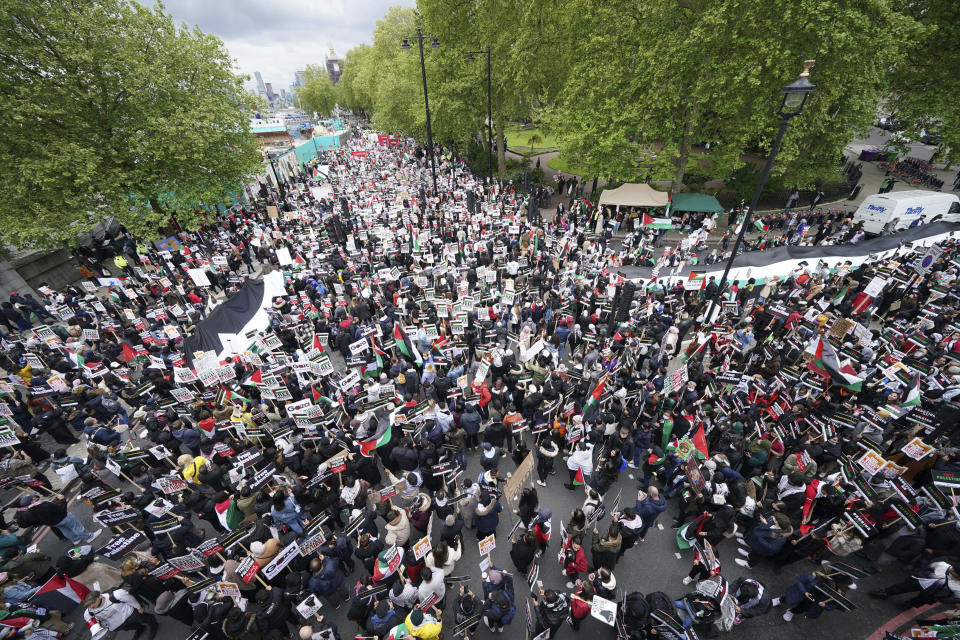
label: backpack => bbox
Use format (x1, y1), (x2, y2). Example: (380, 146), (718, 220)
(97, 393), (120, 413)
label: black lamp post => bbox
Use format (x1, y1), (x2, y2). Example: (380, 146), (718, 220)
(267, 154), (286, 199)
(705, 61), (816, 324)
(467, 48), (494, 182)
(401, 28), (440, 196)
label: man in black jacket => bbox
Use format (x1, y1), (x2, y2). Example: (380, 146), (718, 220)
(18, 494), (100, 545)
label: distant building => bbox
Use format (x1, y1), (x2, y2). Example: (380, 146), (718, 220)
(254, 71), (268, 97)
(264, 82), (276, 103)
(325, 49), (343, 85)
(294, 69), (306, 87)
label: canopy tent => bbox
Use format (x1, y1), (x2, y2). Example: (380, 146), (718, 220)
(671, 193), (724, 213)
(597, 183), (669, 208)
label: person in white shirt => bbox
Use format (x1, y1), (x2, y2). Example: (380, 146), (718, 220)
(417, 566), (447, 607)
(83, 589), (158, 640)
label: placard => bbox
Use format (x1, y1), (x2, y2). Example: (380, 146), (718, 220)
(478, 534), (496, 556)
(857, 450), (886, 476)
(236, 556), (260, 584)
(590, 594), (617, 626)
(296, 594), (323, 619)
(96, 530), (147, 560)
(902, 437), (934, 461)
(413, 536), (432, 560)
(156, 475), (188, 494)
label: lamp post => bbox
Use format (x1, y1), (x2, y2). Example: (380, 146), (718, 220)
(467, 47), (494, 182)
(401, 28), (440, 196)
(267, 153), (286, 199)
(705, 61), (816, 324)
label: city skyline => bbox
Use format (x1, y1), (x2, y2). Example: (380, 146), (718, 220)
(138, 0), (415, 89)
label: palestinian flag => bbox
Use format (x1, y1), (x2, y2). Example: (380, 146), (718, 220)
(312, 334), (325, 354)
(217, 385), (249, 407)
(809, 336), (863, 391)
(214, 495), (243, 531)
(360, 420), (392, 458)
(385, 623), (409, 640)
(430, 335), (450, 360)
(572, 467), (585, 486)
(832, 286), (850, 305)
(676, 522), (697, 550)
(583, 376), (606, 416)
(373, 545), (402, 581)
(641, 213), (672, 229)
(198, 419), (216, 437)
(243, 368), (263, 387)
(121, 343), (145, 364)
(67, 350), (85, 369)
(394, 324), (423, 367)
(691, 424), (709, 459)
(688, 272), (705, 290)
(32, 574), (90, 614)
(753, 219), (766, 233)
(362, 344), (386, 379)
(902, 374), (921, 407)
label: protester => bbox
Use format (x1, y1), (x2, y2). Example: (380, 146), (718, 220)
(2, 117), (960, 640)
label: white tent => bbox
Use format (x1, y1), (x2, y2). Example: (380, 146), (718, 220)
(598, 183), (669, 208)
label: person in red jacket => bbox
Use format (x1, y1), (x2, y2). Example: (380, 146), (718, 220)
(563, 539), (587, 588)
(570, 582), (595, 630)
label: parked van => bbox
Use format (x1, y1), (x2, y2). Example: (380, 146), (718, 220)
(852, 190), (960, 234)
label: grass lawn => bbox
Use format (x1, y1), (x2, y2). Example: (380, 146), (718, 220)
(504, 125), (558, 155)
(547, 154), (585, 176)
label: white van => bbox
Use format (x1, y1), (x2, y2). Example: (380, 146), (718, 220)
(853, 190), (960, 234)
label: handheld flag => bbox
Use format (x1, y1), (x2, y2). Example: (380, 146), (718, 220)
(902, 374), (921, 408)
(583, 376), (606, 416)
(393, 324), (423, 368)
(808, 336), (863, 391)
(572, 467), (585, 486)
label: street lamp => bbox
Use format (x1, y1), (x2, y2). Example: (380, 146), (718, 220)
(266, 152), (286, 199)
(705, 60), (816, 324)
(467, 48), (494, 182)
(401, 27), (440, 196)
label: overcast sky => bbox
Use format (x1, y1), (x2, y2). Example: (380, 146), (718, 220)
(140, 0), (415, 91)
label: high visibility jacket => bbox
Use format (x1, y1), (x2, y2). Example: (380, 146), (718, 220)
(113, 256), (128, 268)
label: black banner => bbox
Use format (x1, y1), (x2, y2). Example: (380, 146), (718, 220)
(96, 530), (147, 560)
(94, 507), (143, 528)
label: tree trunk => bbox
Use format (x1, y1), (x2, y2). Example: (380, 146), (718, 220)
(673, 117), (694, 186)
(673, 100), (698, 186)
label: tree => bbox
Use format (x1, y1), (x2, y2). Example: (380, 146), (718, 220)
(543, 0), (917, 189)
(296, 64), (337, 117)
(886, 0), (959, 163)
(336, 45), (375, 115)
(0, 0), (262, 248)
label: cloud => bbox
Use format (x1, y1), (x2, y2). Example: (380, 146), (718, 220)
(139, 0), (415, 89)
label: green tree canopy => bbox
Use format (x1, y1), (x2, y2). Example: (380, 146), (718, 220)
(887, 0), (959, 162)
(296, 64), (337, 117)
(336, 45), (376, 115)
(0, 0), (262, 248)
(543, 0), (918, 188)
